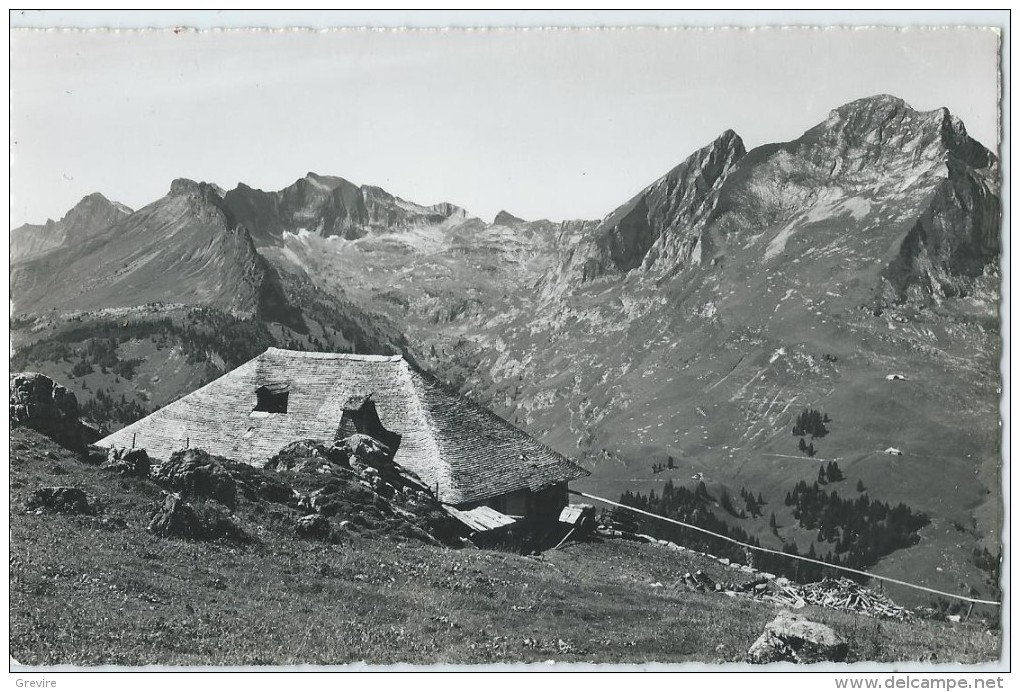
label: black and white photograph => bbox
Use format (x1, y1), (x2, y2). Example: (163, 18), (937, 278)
(7, 10), (1008, 677)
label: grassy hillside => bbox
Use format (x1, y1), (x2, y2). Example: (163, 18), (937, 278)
(9, 428), (1000, 666)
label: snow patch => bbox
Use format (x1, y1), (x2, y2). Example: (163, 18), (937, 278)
(839, 197), (873, 220)
(764, 222), (798, 261)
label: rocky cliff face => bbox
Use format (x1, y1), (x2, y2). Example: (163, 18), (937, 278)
(566, 129), (746, 282)
(700, 95), (1000, 303)
(562, 95), (998, 304)
(11, 193), (132, 262)
(222, 173), (467, 245)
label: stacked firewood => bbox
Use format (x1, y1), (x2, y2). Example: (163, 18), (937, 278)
(799, 577), (911, 620)
(731, 575), (910, 620)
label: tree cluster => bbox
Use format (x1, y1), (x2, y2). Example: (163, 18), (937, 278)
(740, 487), (766, 518)
(815, 461), (844, 484)
(620, 481), (761, 565)
(618, 481), (847, 583)
(651, 455), (677, 475)
(784, 480), (929, 569)
(792, 409), (830, 438)
(80, 387), (150, 427)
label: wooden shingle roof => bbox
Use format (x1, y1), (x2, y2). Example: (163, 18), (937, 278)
(98, 348), (588, 506)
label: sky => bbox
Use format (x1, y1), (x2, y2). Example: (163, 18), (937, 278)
(9, 16), (1003, 228)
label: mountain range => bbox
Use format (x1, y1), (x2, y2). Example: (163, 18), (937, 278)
(9, 94), (1001, 605)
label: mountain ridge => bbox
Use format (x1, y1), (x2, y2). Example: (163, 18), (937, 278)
(11, 178), (295, 321)
(11, 192), (133, 262)
(221, 172), (469, 246)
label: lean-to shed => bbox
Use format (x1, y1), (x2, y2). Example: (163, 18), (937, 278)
(97, 348), (588, 521)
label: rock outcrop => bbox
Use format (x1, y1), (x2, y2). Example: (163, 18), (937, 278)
(268, 436), (463, 546)
(136, 436), (463, 546)
(10, 373), (87, 453)
(265, 439), (350, 474)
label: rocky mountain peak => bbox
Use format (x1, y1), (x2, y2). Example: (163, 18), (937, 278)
(804, 94), (994, 170)
(11, 191), (133, 262)
(568, 129), (746, 281)
(165, 178), (240, 231)
(301, 172), (354, 191)
(169, 178), (225, 201)
(830, 93), (909, 117)
(60, 192), (132, 227)
(493, 210), (526, 226)
(712, 128), (746, 156)
(69, 191), (114, 211)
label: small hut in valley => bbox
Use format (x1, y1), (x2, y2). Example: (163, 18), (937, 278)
(97, 348), (588, 527)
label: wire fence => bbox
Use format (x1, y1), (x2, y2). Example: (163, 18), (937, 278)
(570, 489), (1001, 607)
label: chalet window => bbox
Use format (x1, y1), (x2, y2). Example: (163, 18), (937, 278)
(254, 384), (289, 413)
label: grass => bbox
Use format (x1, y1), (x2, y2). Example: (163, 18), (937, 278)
(9, 427), (1002, 667)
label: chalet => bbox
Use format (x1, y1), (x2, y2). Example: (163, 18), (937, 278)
(97, 348), (588, 527)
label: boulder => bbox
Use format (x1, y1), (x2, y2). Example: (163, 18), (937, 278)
(746, 612), (849, 664)
(9, 372), (86, 452)
(101, 447), (151, 477)
(295, 513), (331, 540)
(147, 493), (203, 539)
(147, 492), (248, 543)
(151, 448), (237, 508)
(25, 486), (93, 515)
